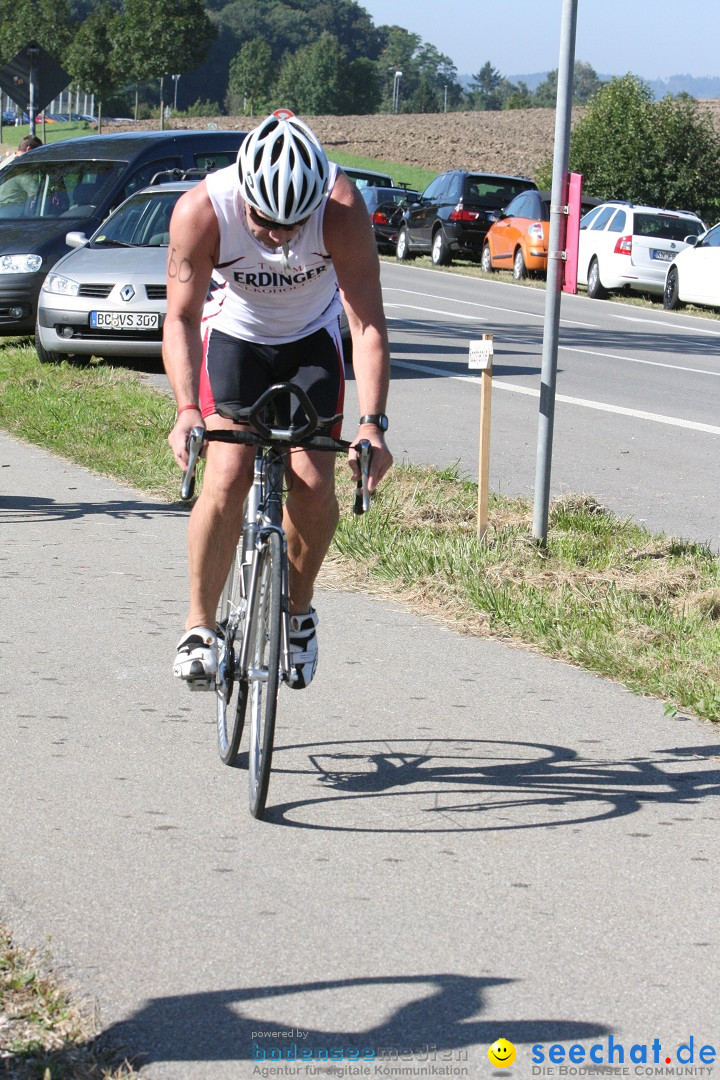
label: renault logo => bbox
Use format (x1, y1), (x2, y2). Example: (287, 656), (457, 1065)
(120, 284), (135, 301)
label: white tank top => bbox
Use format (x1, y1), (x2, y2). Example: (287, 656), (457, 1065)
(203, 162), (343, 344)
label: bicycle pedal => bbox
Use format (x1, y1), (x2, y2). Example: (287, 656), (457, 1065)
(186, 677), (215, 692)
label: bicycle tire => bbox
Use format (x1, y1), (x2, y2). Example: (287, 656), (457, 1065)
(247, 529), (283, 818)
(216, 545), (249, 766)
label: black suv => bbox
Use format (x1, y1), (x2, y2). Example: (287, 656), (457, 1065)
(396, 170), (539, 266)
(0, 128), (247, 336)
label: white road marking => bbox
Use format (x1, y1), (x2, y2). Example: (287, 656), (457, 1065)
(384, 307), (720, 377)
(390, 358), (720, 436)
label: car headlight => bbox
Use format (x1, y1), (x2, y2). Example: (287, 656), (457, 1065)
(0, 253), (43, 274)
(42, 272), (80, 296)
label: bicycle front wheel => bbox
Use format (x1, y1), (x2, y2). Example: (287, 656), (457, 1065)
(216, 545), (248, 766)
(247, 529), (283, 819)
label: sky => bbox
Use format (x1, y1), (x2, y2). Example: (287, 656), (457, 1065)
(356, 0), (720, 81)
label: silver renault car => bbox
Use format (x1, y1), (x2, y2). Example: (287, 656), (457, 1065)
(35, 175), (197, 363)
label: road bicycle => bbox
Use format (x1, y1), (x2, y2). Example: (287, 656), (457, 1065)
(181, 382), (372, 819)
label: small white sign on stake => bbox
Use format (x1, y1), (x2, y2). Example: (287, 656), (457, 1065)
(468, 336), (494, 370)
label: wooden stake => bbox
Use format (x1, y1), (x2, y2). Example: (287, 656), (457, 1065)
(476, 334), (493, 540)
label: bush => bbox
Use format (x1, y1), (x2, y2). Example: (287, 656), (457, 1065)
(566, 74), (720, 223)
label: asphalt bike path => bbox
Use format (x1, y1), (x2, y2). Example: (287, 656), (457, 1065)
(2, 430), (719, 1078)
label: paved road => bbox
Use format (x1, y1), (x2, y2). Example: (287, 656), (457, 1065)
(375, 263), (720, 550)
(2, 426), (720, 1078)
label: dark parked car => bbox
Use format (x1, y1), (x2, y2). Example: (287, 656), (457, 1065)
(360, 185), (421, 253)
(342, 166), (394, 189)
(0, 128), (246, 336)
(396, 170), (539, 266)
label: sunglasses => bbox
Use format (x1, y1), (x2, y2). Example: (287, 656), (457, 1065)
(247, 206), (310, 232)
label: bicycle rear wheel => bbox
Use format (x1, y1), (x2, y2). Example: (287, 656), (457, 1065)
(216, 545), (249, 766)
(247, 529), (283, 818)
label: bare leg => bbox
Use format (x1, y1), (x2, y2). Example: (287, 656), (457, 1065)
(185, 418), (254, 630)
(283, 449), (339, 614)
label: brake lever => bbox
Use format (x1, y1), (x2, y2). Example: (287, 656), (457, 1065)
(180, 425), (206, 501)
(352, 439), (373, 515)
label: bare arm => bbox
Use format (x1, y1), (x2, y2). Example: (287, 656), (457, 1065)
(324, 171), (393, 490)
(162, 182), (219, 467)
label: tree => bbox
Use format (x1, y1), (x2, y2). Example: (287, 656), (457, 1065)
(566, 74), (720, 222)
(113, 0), (215, 123)
(274, 33), (346, 114)
(0, 0), (73, 64)
(376, 28), (462, 113)
(470, 62), (503, 110)
(503, 80), (533, 110)
(534, 61), (604, 107)
(227, 38), (273, 116)
(64, 2), (118, 132)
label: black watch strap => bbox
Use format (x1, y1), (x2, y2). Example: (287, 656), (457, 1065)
(359, 413), (389, 432)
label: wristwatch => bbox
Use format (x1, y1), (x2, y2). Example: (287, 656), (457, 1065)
(359, 413), (389, 432)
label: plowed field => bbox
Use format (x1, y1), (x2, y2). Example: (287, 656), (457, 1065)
(108, 101), (720, 181)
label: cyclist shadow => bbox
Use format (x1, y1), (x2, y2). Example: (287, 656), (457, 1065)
(264, 737), (720, 832)
(0, 493), (187, 523)
(93, 972), (610, 1068)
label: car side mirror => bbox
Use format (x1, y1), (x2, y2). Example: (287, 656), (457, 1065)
(684, 234), (700, 246)
(65, 231), (89, 248)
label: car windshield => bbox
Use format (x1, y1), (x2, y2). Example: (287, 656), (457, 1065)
(633, 212), (704, 241)
(90, 189), (184, 248)
(0, 159), (125, 220)
(465, 176), (536, 208)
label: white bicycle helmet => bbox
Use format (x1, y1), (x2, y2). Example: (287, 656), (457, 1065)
(237, 109), (330, 225)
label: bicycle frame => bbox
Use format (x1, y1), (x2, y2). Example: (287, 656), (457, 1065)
(238, 444), (296, 687)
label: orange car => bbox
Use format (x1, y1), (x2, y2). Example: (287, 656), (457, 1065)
(482, 189), (600, 279)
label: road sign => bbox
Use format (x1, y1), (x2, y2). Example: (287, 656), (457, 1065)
(0, 42), (70, 114)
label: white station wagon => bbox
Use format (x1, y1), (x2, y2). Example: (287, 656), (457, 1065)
(577, 201), (705, 299)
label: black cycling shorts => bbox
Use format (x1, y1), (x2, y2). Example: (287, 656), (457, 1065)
(199, 323), (346, 435)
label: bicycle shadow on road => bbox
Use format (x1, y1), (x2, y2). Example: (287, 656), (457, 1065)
(94, 972), (610, 1068)
(262, 737), (720, 833)
(0, 493), (188, 523)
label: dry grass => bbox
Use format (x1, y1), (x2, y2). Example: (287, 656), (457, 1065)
(0, 927), (138, 1079)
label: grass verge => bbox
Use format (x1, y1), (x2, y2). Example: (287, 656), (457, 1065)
(2, 338), (719, 721)
(0, 925), (138, 1078)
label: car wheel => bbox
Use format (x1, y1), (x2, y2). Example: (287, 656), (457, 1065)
(481, 244), (494, 273)
(513, 247), (527, 280)
(431, 228), (452, 266)
(663, 266), (682, 310)
(586, 257), (607, 300)
(34, 322), (64, 364)
(395, 226), (413, 261)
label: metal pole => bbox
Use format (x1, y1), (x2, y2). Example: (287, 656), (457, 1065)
(28, 45), (39, 136)
(531, 0), (578, 545)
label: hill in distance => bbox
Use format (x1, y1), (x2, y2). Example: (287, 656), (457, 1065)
(499, 71), (720, 99)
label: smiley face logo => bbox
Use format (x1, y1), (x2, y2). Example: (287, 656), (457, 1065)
(488, 1039), (516, 1068)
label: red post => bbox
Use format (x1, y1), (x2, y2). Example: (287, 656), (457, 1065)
(562, 171), (584, 294)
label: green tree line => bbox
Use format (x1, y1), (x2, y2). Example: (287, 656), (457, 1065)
(0, 0), (614, 119)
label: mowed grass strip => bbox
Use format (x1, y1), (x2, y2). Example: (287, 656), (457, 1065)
(2, 340), (719, 720)
(332, 465), (720, 722)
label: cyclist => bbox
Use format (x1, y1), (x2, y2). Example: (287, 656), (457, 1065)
(164, 109), (393, 691)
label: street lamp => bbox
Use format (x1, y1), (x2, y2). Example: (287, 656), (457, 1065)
(172, 74), (181, 111)
(393, 70), (403, 113)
